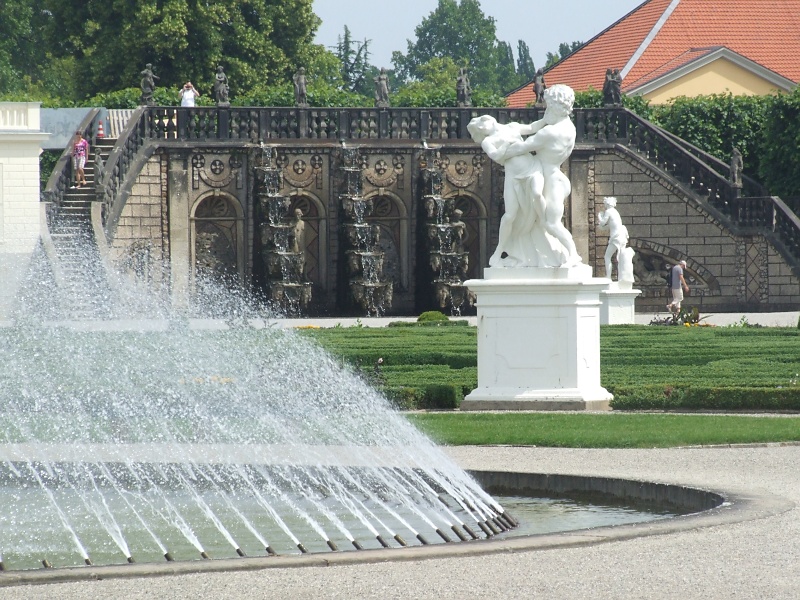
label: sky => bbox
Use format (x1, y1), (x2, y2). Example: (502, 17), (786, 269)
(313, 0), (645, 71)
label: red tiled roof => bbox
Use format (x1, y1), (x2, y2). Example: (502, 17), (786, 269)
(506, 0), (800, 107)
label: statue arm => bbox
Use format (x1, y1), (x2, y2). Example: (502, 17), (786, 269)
(481, 136), (510, 162)
(515, 119), (546, 136)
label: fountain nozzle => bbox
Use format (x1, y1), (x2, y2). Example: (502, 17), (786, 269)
(164, 552), (174, 562)
(463, 525), (480, 540)
(326, 540), (338, 551)
(416, 533), (429, 545)
(200, 551), (211, 559)
(42, 559), (53, 569)
(451, 525), (469, 541)
(393, 534), (407, 547)
(266, 546), (277, 556)
(435, 528), (452, 543)
(235, 548), (246, 557)
(376, 535), (390, 548)
(0, 560), (5, 571)
(297, 543), (308, 554)
(126, 556), (135, 564)
(85, 558), (93, 566)
(351, 540), (363, 550)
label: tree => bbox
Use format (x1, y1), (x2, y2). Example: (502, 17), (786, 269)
(336, 26), (373, 96)
(35, 0), (325, 101)
(0, 0), (47, 93)
(495, 41), (519, 94)
(545, 41), (583, 67)
(391, 0), (502, 93)
(516, 41), (536, 82)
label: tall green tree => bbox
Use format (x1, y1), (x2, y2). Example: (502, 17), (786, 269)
(545, 40), (583, 67)
(336, 26), (373, 96)
(0, 0), (46, 93)
(516, 40), (536, 82)
(391, 0), (501, 92)
(496, 41), (519, 94)
(37, 0), (325, 101)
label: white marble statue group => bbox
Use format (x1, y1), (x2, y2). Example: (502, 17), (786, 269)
(469, 83), (633, 282)
(468, 84), (580, 268)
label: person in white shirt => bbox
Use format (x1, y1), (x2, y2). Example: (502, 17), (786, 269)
(179, 82), (199, 107)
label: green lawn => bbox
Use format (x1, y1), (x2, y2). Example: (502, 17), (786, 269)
(301, 323), (800, 446)
(406, 412), (800, 448)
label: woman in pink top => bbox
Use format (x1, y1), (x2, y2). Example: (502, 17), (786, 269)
(72, 131), (89, 187)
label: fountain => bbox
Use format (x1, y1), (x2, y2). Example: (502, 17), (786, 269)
(0, 245), (515, 570)
(339, 143), (393, 316)
(256, 145), (312, 315)
(421, 148), (474, 315)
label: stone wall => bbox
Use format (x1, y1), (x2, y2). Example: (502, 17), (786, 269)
(108, 154), (169, 288)
(103, 138), (799, 315)
(588, 147), (799, 312)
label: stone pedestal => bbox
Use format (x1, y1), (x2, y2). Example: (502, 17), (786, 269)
(461, 264), (612, 411)
(600, 282), (642, 325)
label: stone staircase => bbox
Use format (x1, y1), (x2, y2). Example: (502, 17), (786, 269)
(47, 137), (117, 319)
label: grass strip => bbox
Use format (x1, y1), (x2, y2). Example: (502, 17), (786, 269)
(406, 412), (800, 448)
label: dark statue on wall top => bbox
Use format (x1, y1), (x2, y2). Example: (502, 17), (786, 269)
(140, 64), (159, 106)
(214, 66), (230, 106)
(730, 147), (744, 189)
(603, 68), (622, 105)
(374, 67), (390, 108)
(293, 67), (309, 107)
(456, 68), (472, 108)
(533, 68), (546, 105)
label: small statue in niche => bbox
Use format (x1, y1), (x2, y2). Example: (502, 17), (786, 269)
(451, 208), (467, 250)
(456, 68), (472, 108)
(140, 64), (159, 106)
(374, 67), (390, 108)
(597, 196), (630, 280)
(293, 67), (309, 107)
(292, 208), (305, 254)
(533, 68), (546, 105)
(730, 147), (744, 189)
(214, 66), (230, 106)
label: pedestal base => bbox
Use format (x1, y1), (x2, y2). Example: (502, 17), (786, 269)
(462, 265), (612, 411)
(600, 282), (642, 325)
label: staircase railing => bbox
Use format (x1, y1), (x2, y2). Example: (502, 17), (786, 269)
(96, 106), (147, 234)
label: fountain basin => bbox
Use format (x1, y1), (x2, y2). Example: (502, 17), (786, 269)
(1, 467), (781, 589)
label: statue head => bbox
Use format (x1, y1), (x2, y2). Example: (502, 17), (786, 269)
(544, 83), (575, 121)
(466, 114), (498, 143)
(603, 196), (617, 208)
(294, 208), (303, 218)
(298, 67), (305, 74)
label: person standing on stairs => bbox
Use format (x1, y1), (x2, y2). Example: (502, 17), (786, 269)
(71, 131), (89, 188)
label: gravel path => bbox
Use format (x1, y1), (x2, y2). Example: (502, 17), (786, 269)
(4, 445), (798, 599)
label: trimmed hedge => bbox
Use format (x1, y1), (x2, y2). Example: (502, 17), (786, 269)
(610, 385), (800, 411)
